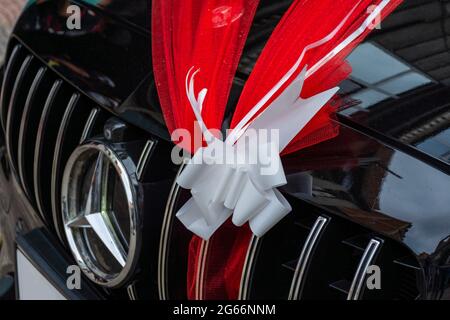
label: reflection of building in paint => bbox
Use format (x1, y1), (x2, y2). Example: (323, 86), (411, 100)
(400, 112), (450, 162)
(304, 145), (412, 241)
(338, 0), (450, 165)
(340, 207), (411, 241)
(302, 167), (412, 241)
(342, 42), (433, 111)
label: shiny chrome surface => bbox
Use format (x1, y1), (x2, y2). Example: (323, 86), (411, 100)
(61, 141), (139, 287)
(80, 108), (100, 144)
(136, 139), (155, 181)
(195, 239), (209, 300)
(238, 235), (260, 300)
(33, 80), (62, 220)
(17, 66), (47, 200)
(288, 216), (329, 300)
(5, 54), (33, 175)
(51, 93), (80, 241)
(347, 238), (382, 300)
(126, 282), (138, 300)
(157, 163), (184, 300)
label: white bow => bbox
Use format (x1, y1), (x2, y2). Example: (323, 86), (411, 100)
(175, 67), (338, 240)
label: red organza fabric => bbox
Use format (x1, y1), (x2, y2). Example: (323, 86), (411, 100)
(187, 222), (253, 299)
(152, 0), (259, 152)
(152, 0), (402, 300)
(231, 0), (402, 154)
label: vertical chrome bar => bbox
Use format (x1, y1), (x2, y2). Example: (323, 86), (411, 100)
(288, 216), (329, 300)
(80, 108), (100, 143)
(238, 235), (260, 300)
(347, 238), (382, 300)
(196, 239), (209, 300)
(51, 93), (80, 241)
(136, 140), (155, 181)
(158, 162), (185, 300)
(17, 67), (46, 199)
(33, 80), (62, 220)
(127, 282), (138, 300)
(5, 55), (33, 173)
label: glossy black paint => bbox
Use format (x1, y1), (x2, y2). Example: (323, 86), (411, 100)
(337, 1), (450, 168)
(0, 0), (448, 300)
(75, 0), (151, 33)
(13, 0), (167, 139)
(280, 123), (450, 299)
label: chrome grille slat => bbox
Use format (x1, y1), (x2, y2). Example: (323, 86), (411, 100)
(347, 238), (383, 300)
(80, 108), (100, 143)
(238, 235), (260, 300)
(33, 80), (63, 219)
(5, 54), (34, 172)
(2, 41), (109, 234)
(288, 216), (329, 300)
(51, 93), (80, 241)
(196, 239), (209, 300)
(136, 140), (155, 181)
(17, 67), (47, 199)
(0, 44), (22, 129)
(158, 163), (185, 300)
(127, 283), (138, 300)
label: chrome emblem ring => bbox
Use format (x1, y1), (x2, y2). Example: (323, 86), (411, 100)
(61, 141), (140, 287)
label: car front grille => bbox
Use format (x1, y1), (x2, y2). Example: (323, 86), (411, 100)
(239, 196), (424, 300)
(2, 37), (425, 300)
(1, 40), (108, 239)
(159, 181), (424, 300)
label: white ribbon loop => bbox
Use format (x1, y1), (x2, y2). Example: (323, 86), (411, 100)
(223, 168), (246, 209)
(175, 138), (291, 240)
(232, 178), (270, 227)
(249, 188), (292, 237)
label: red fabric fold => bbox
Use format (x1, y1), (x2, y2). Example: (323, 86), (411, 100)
(152, 0), (259, 152)
(231, 0), (403, 155)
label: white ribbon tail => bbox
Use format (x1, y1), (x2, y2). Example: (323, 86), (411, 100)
(185, 67), (215, 144)
(176, 148), (206, 189)
(249, 188), (291, 237)
(232, 178), (270, 226)
(176, 198), (232, 240)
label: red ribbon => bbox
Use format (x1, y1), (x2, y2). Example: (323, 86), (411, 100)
(152, 0), (402, 300)
(152, 0), (259, 152)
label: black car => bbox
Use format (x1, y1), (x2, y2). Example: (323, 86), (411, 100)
(0, 0), (449, 300)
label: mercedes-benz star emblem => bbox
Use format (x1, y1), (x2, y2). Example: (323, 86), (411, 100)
(61, 141), (140, 287)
